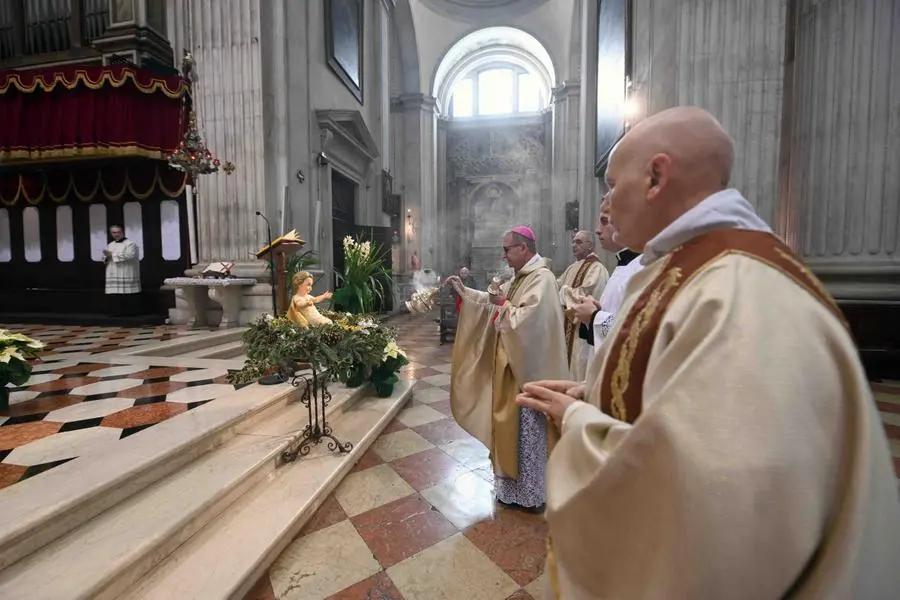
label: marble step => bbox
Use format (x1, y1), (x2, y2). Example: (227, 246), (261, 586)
(123, 328), (246, 358)
(124, 383), (413, 600)
(0, 380), (374, 600)
(0, 378), (298, 572)
(180, 340), (246, 359)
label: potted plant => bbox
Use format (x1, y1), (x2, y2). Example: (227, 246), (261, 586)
(369, 340), (408, 397)
(0, 330), (45, 410)
(332, 235), (392, 314)
(226, 312), (397, 386)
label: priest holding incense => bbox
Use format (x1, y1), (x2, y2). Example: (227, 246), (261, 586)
(557, 230), (608, 380)
(446, 226), (568, 510)
(518, 107), (900, 598)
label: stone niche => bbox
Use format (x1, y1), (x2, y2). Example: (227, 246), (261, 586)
(440, 115), (551, 283)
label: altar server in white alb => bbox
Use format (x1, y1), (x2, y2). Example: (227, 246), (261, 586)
(103, 224), (142, 316)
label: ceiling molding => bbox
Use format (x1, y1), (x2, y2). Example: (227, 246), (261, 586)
(418, 0), (552, 22)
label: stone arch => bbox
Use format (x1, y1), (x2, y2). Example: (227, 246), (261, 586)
(431, 26), (557, 116)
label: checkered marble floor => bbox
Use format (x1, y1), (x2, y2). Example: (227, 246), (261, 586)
(4, 315), (898, 599)
(243, 312), (549, 600)
(0, 323), (242, 490)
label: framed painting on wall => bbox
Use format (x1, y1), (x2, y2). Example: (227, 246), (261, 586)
(325, 0), (364, 104)
(594, 0), (632, 176)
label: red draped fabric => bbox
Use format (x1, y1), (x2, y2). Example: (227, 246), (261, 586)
(0, 163), (187, 206)
(0, 64), (189, 162)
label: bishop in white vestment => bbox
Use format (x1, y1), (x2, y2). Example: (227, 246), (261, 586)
(448, 226), (568, 510)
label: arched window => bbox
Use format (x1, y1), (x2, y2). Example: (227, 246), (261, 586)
(449, 64), (545, 118)
(433, 27), (556, 120)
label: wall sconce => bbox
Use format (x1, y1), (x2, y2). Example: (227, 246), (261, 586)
(406, 209), (416, 242)
(392, 230), (400, 244)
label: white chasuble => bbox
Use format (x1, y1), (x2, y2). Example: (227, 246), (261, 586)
(450, 256), (568, 478)
(544, 229), (900, 599)
(557, 255), (609, 380)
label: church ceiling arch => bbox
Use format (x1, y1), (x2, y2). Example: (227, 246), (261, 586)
(418, 0), (553, 21)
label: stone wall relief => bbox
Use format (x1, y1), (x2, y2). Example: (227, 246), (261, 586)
(446, 125), (546, 177)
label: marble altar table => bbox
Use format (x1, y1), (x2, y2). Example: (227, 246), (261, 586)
(163, 277), (258, 329)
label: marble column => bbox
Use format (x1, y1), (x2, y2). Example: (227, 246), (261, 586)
(629, 0), (789, 225)
(552, 80), (582, 271)
(165, 0), (269, 264)
(392, 94), (438, 272)
(436, 119), (450, 275)
(577, 0), (600, 237)
(779, 0), (900, 300)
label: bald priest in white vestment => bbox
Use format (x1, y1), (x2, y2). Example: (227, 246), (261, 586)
(518, 107), (900, 599)
(446, 226), (568, 510)
(557, 230), (608, 381)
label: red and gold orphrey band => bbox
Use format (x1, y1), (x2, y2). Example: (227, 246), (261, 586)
(563, 255), (599, 356)
(598, 229), (847, 425)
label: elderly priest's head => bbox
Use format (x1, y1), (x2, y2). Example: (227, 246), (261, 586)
(605, 106), (735, 252)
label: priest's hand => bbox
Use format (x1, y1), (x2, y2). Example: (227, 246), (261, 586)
(444, 275), (464, 294)
(517, 380), (582, 428)
(488, 291), (507, 306)
(574, 296), (598, 324)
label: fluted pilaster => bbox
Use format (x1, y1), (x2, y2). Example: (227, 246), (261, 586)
(630, 0), (788, 225)
(166, 0), (266, 263)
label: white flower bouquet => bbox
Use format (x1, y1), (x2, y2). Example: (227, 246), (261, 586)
(0, 329), (45, 408)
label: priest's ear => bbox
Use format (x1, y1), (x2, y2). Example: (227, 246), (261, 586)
(646, 153), (671, 203)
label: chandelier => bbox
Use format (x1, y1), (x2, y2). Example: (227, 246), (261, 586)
(167, 110), (234, 179)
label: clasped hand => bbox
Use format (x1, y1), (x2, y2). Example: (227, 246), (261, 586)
(574, 295), (602, 324)
(516, 380), (584, 428)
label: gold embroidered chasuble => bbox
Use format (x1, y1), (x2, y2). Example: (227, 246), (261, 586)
(542, 230), (900, 599)
(557, 255), (609, 380)
(450, 257), (568, 479)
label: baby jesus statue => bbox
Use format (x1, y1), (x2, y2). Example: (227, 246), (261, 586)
(286, 271), (333, 327)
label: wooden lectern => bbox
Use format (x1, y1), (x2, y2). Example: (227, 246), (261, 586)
(256, 231), (304, 316)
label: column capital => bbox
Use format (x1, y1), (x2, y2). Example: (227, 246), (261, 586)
(552, 79), (581, 103)
(391, 93), (438, 113)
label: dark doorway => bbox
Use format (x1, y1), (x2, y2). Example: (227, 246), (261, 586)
(330, 170), (393, 312)
(331, 170), (357, 283)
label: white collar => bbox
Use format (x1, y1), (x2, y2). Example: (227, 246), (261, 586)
(642, 188), (773, 265)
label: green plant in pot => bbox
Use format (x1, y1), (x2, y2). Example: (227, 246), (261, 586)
(226, 312), (398, 389)
(0, 330), (45, 409)
(369, 340), (408, 397)
(332, 235), (392, 314)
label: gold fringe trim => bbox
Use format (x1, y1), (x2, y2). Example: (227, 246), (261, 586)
(1, 67), (189, 99)
(0, 145), (170, 162)
(546, 535), (562, 599)
(0, 165), (186, 206)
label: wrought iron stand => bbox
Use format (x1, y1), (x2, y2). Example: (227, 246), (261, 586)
(281, 368), (353, 462)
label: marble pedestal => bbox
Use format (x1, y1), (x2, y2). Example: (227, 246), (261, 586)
(163, 278), (258, 329)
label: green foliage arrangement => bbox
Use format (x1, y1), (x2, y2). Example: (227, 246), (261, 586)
(227, 311), (406, 394)
(0, 329), (45, 408)
(332, 235), (392, 314)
